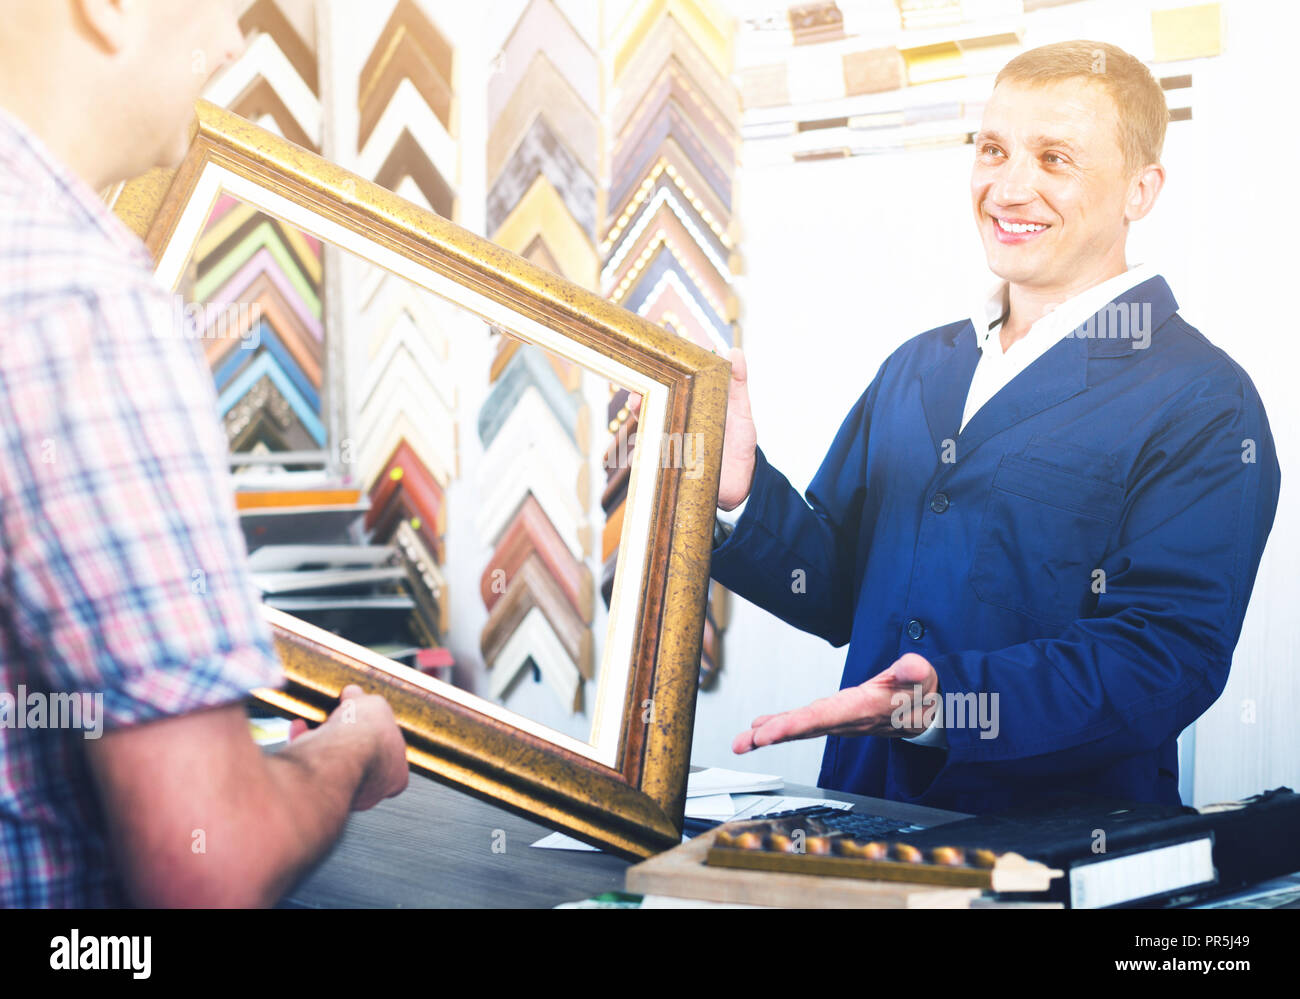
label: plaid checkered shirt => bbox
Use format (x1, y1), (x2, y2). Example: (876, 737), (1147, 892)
(0, 107), (284, 907)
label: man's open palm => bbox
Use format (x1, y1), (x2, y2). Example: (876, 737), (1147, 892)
(732, 654), (939, 752)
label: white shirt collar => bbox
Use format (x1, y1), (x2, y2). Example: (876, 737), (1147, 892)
(969, 262), (1157, 355)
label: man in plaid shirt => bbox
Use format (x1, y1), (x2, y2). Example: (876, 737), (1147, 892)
(0, 1), (407, 906)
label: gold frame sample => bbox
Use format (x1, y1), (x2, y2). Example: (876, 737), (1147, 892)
(110, 101), (729, 858)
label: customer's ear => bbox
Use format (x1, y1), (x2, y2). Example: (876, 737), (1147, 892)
(73, 0), (133, 54)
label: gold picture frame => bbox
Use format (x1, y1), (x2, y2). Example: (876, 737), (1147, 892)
(110, 100), (729, 858)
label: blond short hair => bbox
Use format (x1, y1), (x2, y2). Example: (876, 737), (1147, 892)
(994, 41), (1168, 175)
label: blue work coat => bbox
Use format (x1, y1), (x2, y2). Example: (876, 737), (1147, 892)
(710, 275), (1280, 814)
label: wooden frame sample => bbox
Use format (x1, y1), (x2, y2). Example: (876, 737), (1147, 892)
(110, 100), (728, 859)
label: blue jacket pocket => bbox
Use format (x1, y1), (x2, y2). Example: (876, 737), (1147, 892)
(968, 452), (1125, 624)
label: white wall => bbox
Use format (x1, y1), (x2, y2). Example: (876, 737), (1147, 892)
(689, 0), (1300, 805)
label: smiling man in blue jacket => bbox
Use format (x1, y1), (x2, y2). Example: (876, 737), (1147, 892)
(709, 40), (1280, 815)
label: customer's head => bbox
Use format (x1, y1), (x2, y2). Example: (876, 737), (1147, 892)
(971, 41), (1168, 296)
(0, 0), (246, 189)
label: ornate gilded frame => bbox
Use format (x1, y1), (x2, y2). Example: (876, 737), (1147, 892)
(110, 101), (729, 858)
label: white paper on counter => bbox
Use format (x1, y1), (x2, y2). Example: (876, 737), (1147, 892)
(530, 831), (601, 851)
(686, 767), (783, 797)
(683, 793), (736, 819)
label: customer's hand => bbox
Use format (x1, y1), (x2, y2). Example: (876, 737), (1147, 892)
(289, 685), (408, 810)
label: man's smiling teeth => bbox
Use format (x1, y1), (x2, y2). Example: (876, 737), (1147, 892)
(996, 218), (1048, 233)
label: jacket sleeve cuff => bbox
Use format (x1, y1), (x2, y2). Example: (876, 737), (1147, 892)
(711, 445), (773, 561)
